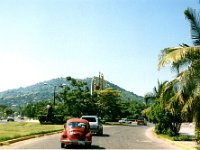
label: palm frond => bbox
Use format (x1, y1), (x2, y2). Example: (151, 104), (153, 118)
(184, 8), (200, 46)
(158, 47), (186, 70)
(166, 92), (184, 114)
(182, 96), (195, 114)
(158, 46), (200, 70)
(171, 59), (190, 74)
(193, 84), (200, 99)
(179, 43), (190, 47)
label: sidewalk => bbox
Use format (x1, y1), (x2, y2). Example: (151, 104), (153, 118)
(177, 123), (199, 150)
(153, 123), (200, 150)
(179, 123), (195, 137)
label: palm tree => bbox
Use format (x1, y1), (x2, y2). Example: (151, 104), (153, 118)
(158, 7), (200, 141)
(145, 80), (183, 135)
(144, 80), (168, 106)
(144, 81), (167, 125)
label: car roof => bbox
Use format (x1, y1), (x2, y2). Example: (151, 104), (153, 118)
(7, 116), (14, 118)
(138, 116), (144, 119)
(66, 118), (89, 124)
(81, 115), (98, 118)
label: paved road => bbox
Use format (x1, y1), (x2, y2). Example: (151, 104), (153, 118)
(1, 123), (184, 149)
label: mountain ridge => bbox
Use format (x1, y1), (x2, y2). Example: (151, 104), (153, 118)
(0, 77), (143, 107)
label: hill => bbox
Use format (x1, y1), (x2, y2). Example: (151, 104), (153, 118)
(0, 77), (143, 107)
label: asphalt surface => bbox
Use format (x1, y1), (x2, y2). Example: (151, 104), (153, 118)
(0, 121), (199, 149)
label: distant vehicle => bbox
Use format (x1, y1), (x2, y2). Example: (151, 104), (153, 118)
(81, 115), (103, 135)
(118, 118), (132, 124)
(7, 116), (14, 122)
(60, 118), (92, 148)
(137, 116), (147, 125)
(18, 115), (24, 120)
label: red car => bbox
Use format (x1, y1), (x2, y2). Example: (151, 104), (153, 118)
(60, 118), (92, 148)
(137, 116), (147, 125)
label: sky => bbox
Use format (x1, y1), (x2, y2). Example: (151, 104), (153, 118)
(0, 0), (199, 96)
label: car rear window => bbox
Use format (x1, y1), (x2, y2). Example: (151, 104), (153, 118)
(68, 122), (86, 128)
(138, 117), (144, 120)
(82, 117), (96, 122)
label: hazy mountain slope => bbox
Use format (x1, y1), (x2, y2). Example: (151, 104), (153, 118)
(0, 77), (143, 107)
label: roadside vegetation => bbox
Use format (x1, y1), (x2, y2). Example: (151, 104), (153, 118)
(144, 4), (200, 143)
(0, 122), (63, 142)
(158, 133), (193, 142)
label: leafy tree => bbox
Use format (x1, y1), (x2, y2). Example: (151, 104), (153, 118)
(22, 103), (36, 119)
(93, 88), (122, 121)
(57, 77), (130, 121)
(1, 106), (13, 118)
(22, 101), (50, 119)
(57, 77), (95, 117)
(0, 105), (7, 117)
(119, 101), (131, 119)
(128, 100), (145, 119)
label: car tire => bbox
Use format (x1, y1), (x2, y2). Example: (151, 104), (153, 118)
(98, 129), (103, 136)
(86, 143), (91, 148)
(61, 143), (65, 148)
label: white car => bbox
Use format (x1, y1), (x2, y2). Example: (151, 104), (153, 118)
(118, 118), (132, 124)
(81, 115), (103, 135)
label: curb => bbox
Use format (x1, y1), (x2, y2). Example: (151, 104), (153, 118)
(151, 128), (198, 150)
(0, 131), (62, 146)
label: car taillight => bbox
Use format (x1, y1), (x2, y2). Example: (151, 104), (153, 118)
(62, 134), (67, 138)
(85, 133), (91, 141)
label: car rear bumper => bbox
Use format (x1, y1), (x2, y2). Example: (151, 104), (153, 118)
(90, 127), (103, 134)
(90, 128), (99, 134)
(60, 139), (91, 146)
(137, 121), (147, 125)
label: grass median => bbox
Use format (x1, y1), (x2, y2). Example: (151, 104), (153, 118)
(0, 122), (63, 142)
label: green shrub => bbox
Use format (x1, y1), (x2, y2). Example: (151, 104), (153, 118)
(53, 115), (64, 124)
(172, 134), (192, 141)
(195, 128), (200, 143)
(63, 116), (73, 122)
(38, 115), (47, 124)
(154, 123), (166, 134)
(165, 128), (175, 136)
